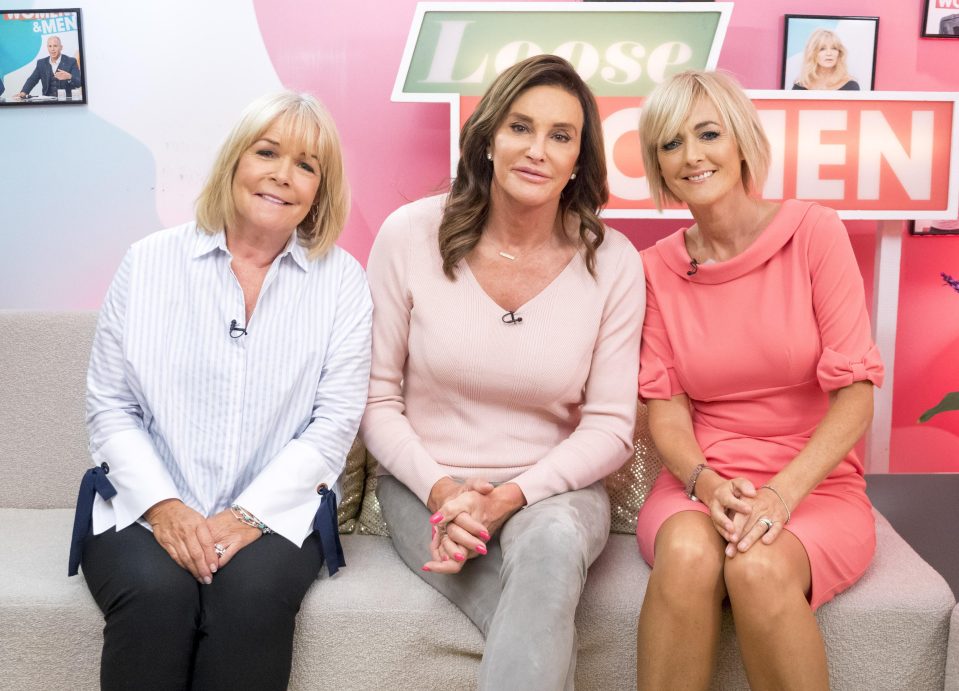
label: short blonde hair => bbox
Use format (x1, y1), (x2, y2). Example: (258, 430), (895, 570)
(196, 91), (349, 258)
(797, 29), (853, 90)
(639, 70), (769, 211)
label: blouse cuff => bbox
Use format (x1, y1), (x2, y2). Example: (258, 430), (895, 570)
(816, 344), (884, 391)
(235, 439), (341, 547)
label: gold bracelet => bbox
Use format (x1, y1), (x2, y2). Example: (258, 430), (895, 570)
(759, 485), (791, 524)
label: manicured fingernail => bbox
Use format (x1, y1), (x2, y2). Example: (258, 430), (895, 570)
(429, 513), (444, 525)
(479, 531), (491, 542)
(422, 565), (431, 572)
(453, 553), (465, 562)
(203, 576), (212, 585)
(475, 544), (488, 555)
(210, 563), (218, 573)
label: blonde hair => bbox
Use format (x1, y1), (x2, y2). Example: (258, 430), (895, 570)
(196, 91), (349, 258)
(439, 54), (608, 279)
(796, 29), (853, 90)
(638, 70), (770, 211)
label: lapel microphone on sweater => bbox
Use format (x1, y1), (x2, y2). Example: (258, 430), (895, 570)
(501, 311), (523, 325)
(687, 258), (699, 276)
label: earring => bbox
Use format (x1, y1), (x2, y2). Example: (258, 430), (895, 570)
(570, 172), (577, 180)
(486, 152), (493, 161)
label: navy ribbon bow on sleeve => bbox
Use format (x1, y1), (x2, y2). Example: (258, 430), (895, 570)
(312, 485), (345, 576)
(68, 463), (117, 576)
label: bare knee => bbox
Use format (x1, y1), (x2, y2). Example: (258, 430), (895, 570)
(724, 544), (807, 607)
(649, 517), (725, 604)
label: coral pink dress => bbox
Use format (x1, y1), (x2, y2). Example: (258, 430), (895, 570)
(636, 200), (884, 609)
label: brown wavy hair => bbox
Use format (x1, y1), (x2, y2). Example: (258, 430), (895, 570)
(439, 54), (608, 279)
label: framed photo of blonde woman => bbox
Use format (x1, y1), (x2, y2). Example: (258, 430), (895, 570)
(781, 15), (879, 91)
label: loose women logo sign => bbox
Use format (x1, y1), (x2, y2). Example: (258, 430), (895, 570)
(395, 2), (959, 219)
(2, 12), (77, 33)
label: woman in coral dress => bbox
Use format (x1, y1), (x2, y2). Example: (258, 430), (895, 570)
(634, 70), (883, 690)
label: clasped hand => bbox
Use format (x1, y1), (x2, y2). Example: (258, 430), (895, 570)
(424, 478), (525, 574)
(698, 474), (789, 558)
(144, 499), (261, 583)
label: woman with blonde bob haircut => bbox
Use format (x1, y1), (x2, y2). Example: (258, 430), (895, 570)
(76, 90), (371, 690)
(635, 70), (882, 690)
(197, 90), (350, 257)
(793, 28), (859, 91)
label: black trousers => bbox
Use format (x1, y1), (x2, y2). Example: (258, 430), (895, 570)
(81, 523), (323, 691)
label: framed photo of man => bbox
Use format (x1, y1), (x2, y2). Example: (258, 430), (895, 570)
(911, 219), (959, 235)
(923, 0), (959, 37)
(0, 8), (87, 106)
(781, 15), (879, 91)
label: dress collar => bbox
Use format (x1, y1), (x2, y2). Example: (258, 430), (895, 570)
(654, 199), (813, 284)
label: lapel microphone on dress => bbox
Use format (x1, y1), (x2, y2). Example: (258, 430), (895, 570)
(501, 311), (523, 325)
(687, 258), (699, 276)
(229, 319), (248, 338)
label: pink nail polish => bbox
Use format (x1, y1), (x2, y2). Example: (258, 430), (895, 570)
(475, 544), (488, 555)
(453, 553), (465, 562)
(422, 565), (431, 572)
(429, 513), (444, 525)
(479, 531), (491, 542)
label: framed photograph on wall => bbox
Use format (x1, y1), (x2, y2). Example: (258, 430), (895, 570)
(923, 1), (959, 37)
(911, 219), (959, 235)
(0, 8), (87, 107)
(781, 14), (879, 91)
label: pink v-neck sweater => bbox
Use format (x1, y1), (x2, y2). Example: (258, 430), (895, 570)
(361, 195), (644, 506)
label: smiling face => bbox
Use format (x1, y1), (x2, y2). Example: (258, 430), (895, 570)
(230, 119), (321, 240)
(47, 36), (62, 60)
(656, 97), (745, 210)
(488, 84), (583, 211)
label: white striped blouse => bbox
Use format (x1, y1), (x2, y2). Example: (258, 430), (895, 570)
(87, 222), (372, 545)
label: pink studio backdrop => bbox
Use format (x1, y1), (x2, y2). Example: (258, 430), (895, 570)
(258, 0), (957, 472)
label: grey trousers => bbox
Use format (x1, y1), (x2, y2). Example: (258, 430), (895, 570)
(377, 475), (611, 691)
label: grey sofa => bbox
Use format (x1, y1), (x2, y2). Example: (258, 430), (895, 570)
(0, 310), (955, 690)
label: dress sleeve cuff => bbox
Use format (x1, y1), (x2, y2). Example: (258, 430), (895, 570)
(90, 429), (180, 533)
(816, 343), (885, 392)
(638, 357), (681, 401)
(234, 439), (341, 547)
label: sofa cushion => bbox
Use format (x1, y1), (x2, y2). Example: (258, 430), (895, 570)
(947, 603), (959, 691)
(1, 507), (953, 690)
(0, 311), (97, 509)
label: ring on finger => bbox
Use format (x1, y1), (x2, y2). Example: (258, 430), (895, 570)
(758, 517), (774, 532)
(214, 543), (226, 558)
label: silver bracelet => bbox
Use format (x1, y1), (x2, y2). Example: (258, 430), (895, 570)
(685, 463), (714, 501)
(230, 504), (274, 534)
(759, 485), (791, 524)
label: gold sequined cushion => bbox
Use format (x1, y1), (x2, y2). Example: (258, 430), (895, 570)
(356, 450), (390, 536)
(606, 402), (664, 534)
(336, 435), (367, 534)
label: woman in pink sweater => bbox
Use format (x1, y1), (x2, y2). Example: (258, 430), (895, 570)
(361, 55), (643, 689)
